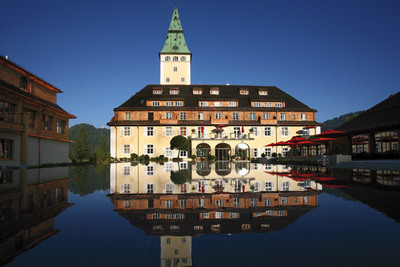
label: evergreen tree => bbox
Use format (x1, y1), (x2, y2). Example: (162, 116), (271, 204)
(73, 126), (90, 162)
(95, 135), (108, 163)
(170, 135), (189, 158)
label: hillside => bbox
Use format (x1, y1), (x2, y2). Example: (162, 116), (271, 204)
(69, 123), (110, 158)
(321, 111), (363, 132)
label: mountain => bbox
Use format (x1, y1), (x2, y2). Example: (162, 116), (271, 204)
(69, 123), (110, 158)
(321, 111), (363, 132)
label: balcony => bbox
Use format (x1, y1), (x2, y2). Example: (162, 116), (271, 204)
(191, 132), (255, 140)
(0, 112), (25, 132)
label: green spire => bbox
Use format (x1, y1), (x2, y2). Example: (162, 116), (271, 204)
(160, 4), (191, 54)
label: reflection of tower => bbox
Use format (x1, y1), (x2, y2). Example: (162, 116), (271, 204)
(160, 236), (192, 267)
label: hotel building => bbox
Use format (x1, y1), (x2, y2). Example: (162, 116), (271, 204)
(108, 4), (320, 160)
(0, 55), (76, 168)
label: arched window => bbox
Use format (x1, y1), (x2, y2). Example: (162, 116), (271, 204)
(165, 56), (171, 61)
(180, 56), (186, 61)
(173, 56), (179, 61)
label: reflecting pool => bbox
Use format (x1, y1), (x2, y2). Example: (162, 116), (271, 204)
(1, 163), (400, 266)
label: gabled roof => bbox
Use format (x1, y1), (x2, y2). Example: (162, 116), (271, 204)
(160, 4), (191, 54)
(337, 91), (400, 134)
(114, 84), (316, 111)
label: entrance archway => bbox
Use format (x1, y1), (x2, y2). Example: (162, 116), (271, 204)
(196, 143), (211, 159)
(235, 143), (250, 160)
(215, 143), (231, 161)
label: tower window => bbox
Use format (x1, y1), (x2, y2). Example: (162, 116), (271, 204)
(173, 56), (178, 61)
(166, 77), (170, 83)
(181, 77), (185, 82)
(165, 56), (171, 61)
(180, 56), (186, 61)
(173, 67), (177, 72)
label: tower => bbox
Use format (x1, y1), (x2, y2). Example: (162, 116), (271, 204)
(160, 4), (191, 85)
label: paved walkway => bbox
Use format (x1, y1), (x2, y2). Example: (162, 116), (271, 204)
(331, 160), (400, 170)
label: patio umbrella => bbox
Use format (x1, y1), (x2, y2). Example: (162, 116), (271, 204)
(287, 136), (309, 143)
(314, 177), (336, 181)
(215, 124), (227, 128)
(265, 143), (276, 147)
(317, 129), (345, 136)
(312, 137), (336, 142)
(242, 125), (245, 133)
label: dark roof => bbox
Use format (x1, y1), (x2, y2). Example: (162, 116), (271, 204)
(115, 84), (316, 112)
(337, 91), (400, 134)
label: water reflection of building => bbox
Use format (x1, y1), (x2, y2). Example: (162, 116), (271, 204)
(109, 163), (321, 266)
(0, 167), (72, 265)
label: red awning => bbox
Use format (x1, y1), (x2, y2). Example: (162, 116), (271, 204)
(317, 129), (345, 136)
(312, 137), (336, 142)
(286, 136), (309, 143)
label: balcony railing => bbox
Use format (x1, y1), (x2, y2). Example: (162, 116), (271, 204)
(191, 132), (255, 140)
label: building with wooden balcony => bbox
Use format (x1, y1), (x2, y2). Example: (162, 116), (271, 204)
(0, 55), (76, 168)
(107, 4), (320, 160)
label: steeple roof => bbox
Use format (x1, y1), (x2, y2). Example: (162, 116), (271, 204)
(160, 4), (191, 54)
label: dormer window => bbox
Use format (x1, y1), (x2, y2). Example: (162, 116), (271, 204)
(258, 89), (268, 95)
(173, 56), (179, 61)
(166, 101), (174, 106)
(152, 101), (160, 106)
(265, 102), (272, 107)
(193, 88), (202, 95)
(253, 102), (261, 107)
(153, 89), (163, 95)
(210, 87), (219, 95)
(240, 89), (249, 95)
(169, 89), (179, 95)
(165, 56), (171, 61)
(180, 56), (186, 61)
(200, 102), (209, 107)
(214, 102), (221, 107)
(229, 102), (237, 107)
(275, 102), (283, 107)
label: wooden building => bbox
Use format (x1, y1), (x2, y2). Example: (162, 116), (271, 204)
(0, 55), (75, 168)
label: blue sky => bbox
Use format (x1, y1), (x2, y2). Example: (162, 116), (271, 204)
(1, 0), (399, 128)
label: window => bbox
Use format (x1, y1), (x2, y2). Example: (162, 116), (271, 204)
(146, 144), (154, 154)
(166, 184), (173, 194)
(292, 115), (296, 119)
(153, 89), (162, 95)
(125, 112), (131, 120)
(180, 56), (186, 61)
(282, 181), (290, 191)
(253, 102), (261, 107)
(180, 112), (186, 120)
(123, 145), (130, 154)
(124, 127), (131, 136)
(146, 127), (154, 136)
(216, 212), (223, 218)
(259, 90), (268, 95)
(251, 198), (257, 206)
(166, 214), (174, 219)
(253, 148), (259, 158)
(166, 112), (173, 119)
(280, 113), (286, 121)
(252, 127), (259, 136)
(263, 113), (270, 120)
(193, 88), (202, 95)
(264, 127), (272, 136)
(250, 113), (256, 120)
(215, 113), (222, 119)
(180, 199), (187, 207)
(152, 101), (160, 106)
(164, 127), (174, 136)
(264, 198), (271, 206)
(275, 102), (283, 107)
(175, 101), (183, 106)
(165, 200), (173, 208)
(173, 56), (178, 61)
(233, 198), (240, 207)
(179, 151), (188, 158)
(169, 89), (179, 95)
(148, 112), (154, 120)
(146, 166), (154, 176)
(281, 197), (288, 205)
(200, 102), (208, 107)
(265, 102), (272, 107)
(281, 127), (289, 136)
(147, 183), (155, 193)
(265, 181), (273, 191)
(180, 127), (187, 136)
(301, 113), (307, 121)
(264, 147), (271, 157)
(233, 113), (239, 120)
(198, 198), (205, 207)
(233, 127), (241, 138)
(124, 200), (131, 208)
(121, 183), (132, 193)
(240, 89), (249, 95)
(166, 101), (174, 106)
(229, 102), (237, 107)
(181, 77), (185, 82)
(42, 114), (53, 131)
(152, 213), (160, 219)
(56, 120), (65, 134)
(165, 56), (171, 61)
(176, 214), (184, 219)
(215, 199), (223, 207)
(198, 113), (204, 120)
(277, 211), (285, 216)
(210, 88), (219, 95)
(194, 226), (203, 231)
(166, 77), (170, 82)
(165, 148), (173, 158)
(173, 67), (177, 72)
(214, 102), (221, 107)
(201, 213), (209, 219)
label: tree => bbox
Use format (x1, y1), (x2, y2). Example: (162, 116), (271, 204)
(95, 135), (108, 163)
(170, 169), (190, 185)
(170, 135), (189, 158)
(73, 126), (90, 162)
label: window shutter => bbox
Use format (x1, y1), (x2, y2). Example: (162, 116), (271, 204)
(171, 127), (175, 136)
(120, 145), (124, 154)
(120, 128), (124, 137)
(144, 145), (147, 154)
(144, 127), (148, 137)
(162, 127), (166, 136)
